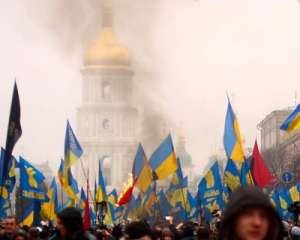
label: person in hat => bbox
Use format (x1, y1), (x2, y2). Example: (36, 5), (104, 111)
(220, 185), (283, 240)
(56, 207), (95, 240)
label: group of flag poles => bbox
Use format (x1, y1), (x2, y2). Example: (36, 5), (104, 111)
(2, 83), (300, 227)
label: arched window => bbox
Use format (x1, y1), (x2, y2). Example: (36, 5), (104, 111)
(102, 81), (111, 99)
(100, 156), (111, 185)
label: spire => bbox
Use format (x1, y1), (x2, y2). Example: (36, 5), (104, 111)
(102, 0), (113, 28)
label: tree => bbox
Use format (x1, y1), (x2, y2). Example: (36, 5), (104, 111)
(262, 145), (300, 193)
(15, 184), (30, 222)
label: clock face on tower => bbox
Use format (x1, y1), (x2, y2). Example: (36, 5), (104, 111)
(98, 114), (114, 138)
(102, 119), (110, 129)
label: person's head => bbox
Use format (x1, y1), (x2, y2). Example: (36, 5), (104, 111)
(161, 229), (173, 240)
(291, 226), (300, 239)
(183, 225), (194, 238)
(5, 216), (19, 236)
(197, 227), (210, 240)
(282, 221), (289, 238)
(10, 229), (29, 240)
(28, 227), (40, 240)
(220, 185), (282, 240)
(111, 225), (123, 239)
(122, 221), (151, 240)
(22, 226), (29, 233)
(56, 207), (85, 238)
(39, 231), (49, 240)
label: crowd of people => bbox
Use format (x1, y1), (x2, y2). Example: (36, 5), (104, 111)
(1, 185), (300, 240)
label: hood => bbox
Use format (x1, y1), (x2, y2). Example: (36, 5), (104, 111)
(57, 207), (85, 237)
(220, 185), (283, 240)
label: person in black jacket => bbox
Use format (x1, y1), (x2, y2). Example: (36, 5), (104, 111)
(220, 185), (283, 240)
(56, 207), (95, 240)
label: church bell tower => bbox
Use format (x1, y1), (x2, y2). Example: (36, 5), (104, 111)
(75, 0), (138, 192)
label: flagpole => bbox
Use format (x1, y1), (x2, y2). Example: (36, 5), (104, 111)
(79, 158), (95, 209)
(120, 203), (128, 223)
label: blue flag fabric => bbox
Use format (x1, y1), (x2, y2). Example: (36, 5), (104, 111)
(19, 201), (41, 227)
(280, 104), (300, 133)
(223, 95), (245, 162)
(224, 159), (241, 191)
(20, 157), (49, 202)
(199, 161), (223, 209)
(148, 134), (178, 181)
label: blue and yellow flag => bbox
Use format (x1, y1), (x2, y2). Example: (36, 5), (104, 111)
(96, 161), (107, 203)
(62, 197), (76, 208)
(287, 184), (300, 202)
(170, 157), (184, 188)
(108, 189), (122, 222)
(240, 162), (254, 185)
(141, 183), (156, 217)
(1, 148), (19, 194)
(90, 207), (96, 227)
(156, 189), (172, 217)
(107, 189), (118, 223)
(224, 159), (240, 191)
(278, 187), (293, 219)
(19, 201), (41, 227)
(132, 144), (153, 192)
(42, 177), (58, 227)
(149, 134), (178, 181)
(58, 159), (79, 200)
(78, 188), (86, 217)
(269, 192), (279, 209)
(223, 96), (245, 162)
(20, 157), (49, 202)
(280, 104), (300, 133)
(63, 120), (82, 196)
(199, 161), (223, 210)
(269, 181), (278, 197)
(187, 190), (198, 222)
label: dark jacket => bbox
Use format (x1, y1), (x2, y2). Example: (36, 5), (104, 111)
(220, 185), (283, 240)
(56, 207), (91, 240)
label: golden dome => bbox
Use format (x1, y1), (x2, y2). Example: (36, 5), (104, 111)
(83, 0), (131, 70)
(179, 132), (185, 140)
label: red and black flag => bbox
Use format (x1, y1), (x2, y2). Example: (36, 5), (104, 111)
(249, 140), (271, 189)
(3, 82), (22, 180)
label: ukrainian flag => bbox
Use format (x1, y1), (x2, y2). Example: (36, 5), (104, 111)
(223, 96), (245, 162)
(280, 104), (300, 132)
(96, 161), (107, 203)
(19, 201), (41, 227)
(149, 134), (178, 181)
(170, 157), (184, 187)
(58, 159), (79, 200)
(64, 120), (82, 194)
(78, 188), (86, 217)
(42, 177), (58, 227)
(132, 144), (153, 192)
(240, 162), (254, 185)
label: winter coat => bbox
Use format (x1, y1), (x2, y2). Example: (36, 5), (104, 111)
(220, 185), (283, 240)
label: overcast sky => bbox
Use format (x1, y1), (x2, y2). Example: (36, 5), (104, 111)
(0, 0), (300, 177)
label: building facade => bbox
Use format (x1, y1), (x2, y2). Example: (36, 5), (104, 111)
(74, 0), (138, 193)
(257, 108), (298, 152)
